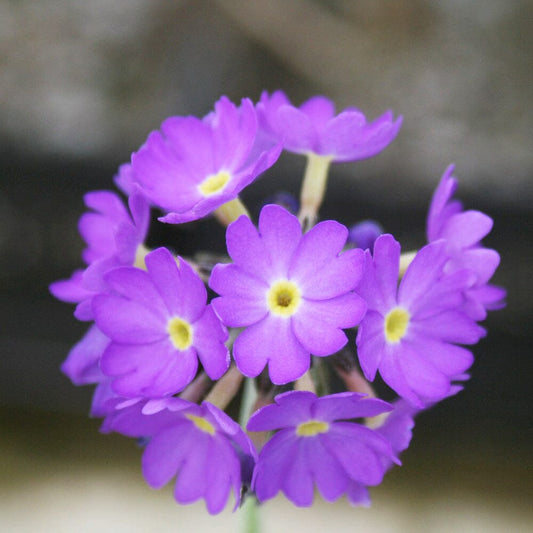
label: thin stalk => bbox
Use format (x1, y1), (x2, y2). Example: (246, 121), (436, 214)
(215, 197), (250, 226)
(298, 153), (332, 231)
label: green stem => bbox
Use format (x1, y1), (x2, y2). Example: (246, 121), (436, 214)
(239, 377), (260, 533)
(241, 496), (260, 533)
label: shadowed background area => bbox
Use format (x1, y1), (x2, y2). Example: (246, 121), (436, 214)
(1, 1), (531, 531)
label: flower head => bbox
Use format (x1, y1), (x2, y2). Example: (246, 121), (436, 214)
(49, 190), (150, 320)
(257, 90), (402, 162)
(102, 397), (257, 514)
(209, 204), (366, 384)
(348, 220), (384, 251)
(93, 247), (230, 397)
(60, 324), (109, 386)
(427, 165), (506, 319)
(130, 96), (281, 224)
(247, 390), (396, 506)
(356, 234), (486, 407)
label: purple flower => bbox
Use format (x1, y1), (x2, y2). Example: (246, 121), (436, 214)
(113, 162), (136, 196)
(209, 204), (366, 384)
(257, 90), (402, 161)
(93, 247), (230, 397)
(356, 234), (486, 407)
(49, 190), (150, 321)
(60, 324), (109, 386)
(247, 390), (396, 506)
(375, 399), (418, 471)
(427, 165), (506, 320)
(130, 96), (281, 224)
(102, 397), (257, 514)
(348, 220), (384, 251)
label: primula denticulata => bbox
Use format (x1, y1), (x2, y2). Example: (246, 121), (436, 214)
(51, 91), (505, 516)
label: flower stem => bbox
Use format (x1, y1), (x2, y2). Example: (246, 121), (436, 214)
(241, 496), (260, 533)
(239, 377), (261, 533)
(215, 197), (250, 226)
(298, 153), (333, 231)
(204, 365), (243, 410)
(399, 250), (417, 278)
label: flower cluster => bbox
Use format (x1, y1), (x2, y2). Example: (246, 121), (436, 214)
(52, 91), (504, 514)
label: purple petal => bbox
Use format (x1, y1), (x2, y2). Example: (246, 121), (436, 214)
(209, 264), (269, 326)
(225, 215), (271, 280)
(427, 165), (459, 241)
(147, 346), (199, 397)
(407, 336), (473, 377)
(376, 399), (418, 461)
(203, 437), (241, 514)
(379, 343), (449, 405)
(359, 234), (400, 311)
(321, 110), (366, 156)
(102, 400), (182, 437)
(258, 204), (302, 278)
(103, 266), (165, 318)
(413, 310), (486, 344)
(253, 429), (299, 502)
(326, 111), (402, 162)
(90, 380), (118, 418)
(313, 394), (393, 422)
(310, 436), (349, 501)
(247, 390), (317, 432)
(211, 97), (257, 171)
(61, 325), (109, 385)
(101, 340), (198, 397)
(398, 240), (448, 309)
(449, 247), (500, 286)
(346, 482), (371, 506)
(173, 431), (212, 503)
(211, 294), (269, 328)
(93, 293), (165, 344)
(281, 438), (315, 506)
(289, 220), (356, 296)
(275, 105), (316, 153)
(292, 293), (365, 356)
(142, 423), (195, 488)
(161, 115), (215, 177)
(148, 250), (207, 321)
(49, 270), (94, 303)
(294, 245), (364, 300)
(131, 130), (201, 210)
(410, 268), (474, 319)
(441, 210), (493, 250)
(356, 310), (386, 381)
(233, 315), (309, 384)
(192, 306), (230, 379)
(325, 424), (390, 485)
(300, 95), (335, 129)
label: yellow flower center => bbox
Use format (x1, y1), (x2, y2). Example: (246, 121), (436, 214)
(267, 280), (301, 317)
(296, 420), (329, 437)
(198, 170), (231, 196)
(167, 317), (193, 350)
(185, 414), (216, 435)
(384, 307), (410, 343)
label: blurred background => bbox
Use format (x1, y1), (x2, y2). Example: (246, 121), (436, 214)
(1, 1), (531, 531)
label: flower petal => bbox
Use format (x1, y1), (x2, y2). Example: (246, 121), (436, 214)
(292, 294), (365, 356)
(192, 306), (230, 379)
(93, 294), (165, 344)
(258, 204), (302, 278)
(233, 315), (309, 384)
(142, 422), (194, 488)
